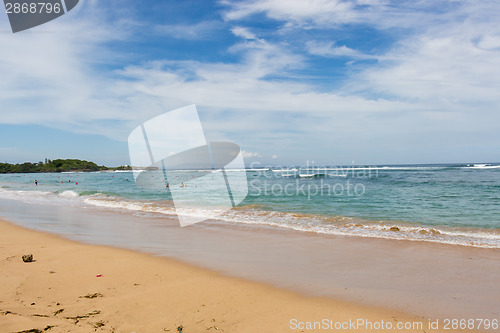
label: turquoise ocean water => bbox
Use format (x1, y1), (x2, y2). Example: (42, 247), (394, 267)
(0, 163), (499, 248)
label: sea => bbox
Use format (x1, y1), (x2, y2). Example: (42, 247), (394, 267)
(1, 162), (499, 249)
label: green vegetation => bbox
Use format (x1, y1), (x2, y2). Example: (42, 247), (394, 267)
(0, 159), (130, 174)
(114, 164), (132, 171)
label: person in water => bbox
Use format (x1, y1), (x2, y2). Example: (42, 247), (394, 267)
(34, 180), (38, 185)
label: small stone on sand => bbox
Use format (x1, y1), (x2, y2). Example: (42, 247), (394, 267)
(22, 254), (33, 262)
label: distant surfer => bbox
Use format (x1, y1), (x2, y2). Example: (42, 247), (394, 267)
(34, 180), (38, 186)
(166, 183), (169, 188)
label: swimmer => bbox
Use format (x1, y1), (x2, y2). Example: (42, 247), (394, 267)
(34, 180), (38, 186)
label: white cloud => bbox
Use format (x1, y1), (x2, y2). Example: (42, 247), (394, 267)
(222, 0), (488, 32)
(231, 26), (258, 40)
(222, 0), (359, 27)
(357, 21), (500, 107)
(155, 20), (223, 40)
(306, 41), (377, 59)
(476, 35), (500, 50)
(0, 1), (137, 137)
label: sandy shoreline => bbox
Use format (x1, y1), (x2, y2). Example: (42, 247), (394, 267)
(2, 196), (498, 322)
(0, 218), (458, 333)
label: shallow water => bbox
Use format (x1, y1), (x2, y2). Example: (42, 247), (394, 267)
(1, 163), (499, 248)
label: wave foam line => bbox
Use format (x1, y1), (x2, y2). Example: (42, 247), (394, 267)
(1, 187), (498, 249)
(82, 197), (500, 249)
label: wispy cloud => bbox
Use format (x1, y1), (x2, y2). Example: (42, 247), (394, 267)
(222, 0), (360, 27)
(306, 41), (377, 59)
(231, 26), (258, 40)
(155, 20), (224, 40)
(221, 0), (488, 32)
(357, 18), (500, 106)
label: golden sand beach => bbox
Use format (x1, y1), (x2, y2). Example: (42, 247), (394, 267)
(0, 218), (460, 333)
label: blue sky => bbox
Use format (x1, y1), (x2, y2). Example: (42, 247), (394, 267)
(0, 0), (499, 166)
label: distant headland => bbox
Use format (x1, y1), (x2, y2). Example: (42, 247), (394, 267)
(0, 159), (131, 174)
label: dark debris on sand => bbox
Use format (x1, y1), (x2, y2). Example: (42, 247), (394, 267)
(64, 310), (101, 324)
(13, 325), (55, 333)
(80, 293), (103, 299)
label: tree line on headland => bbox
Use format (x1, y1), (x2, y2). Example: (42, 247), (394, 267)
(0, 159), (131, 173)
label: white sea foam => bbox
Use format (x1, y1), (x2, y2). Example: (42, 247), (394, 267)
(272, 168), (298, 172)
(59, 190), (79, 198)
(466, 164), (500, 169)
(81, 196), (500, 248)
(84, 196), (176, 216)
(273, 166), (448, 172)
(0, 188), (53, 200)
(0, 188), (87, 208)
(298, 174), (315, 178)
